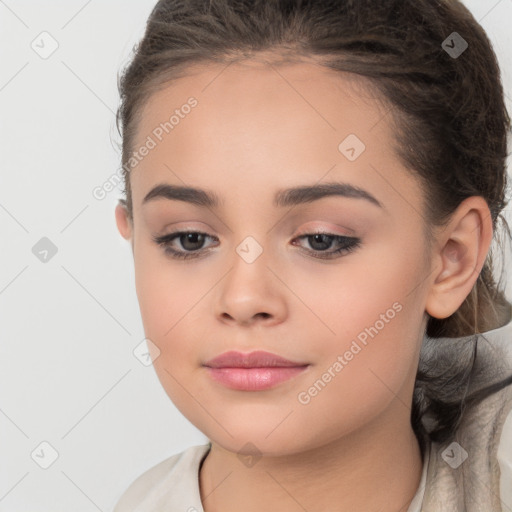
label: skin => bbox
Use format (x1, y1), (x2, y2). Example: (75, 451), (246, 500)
(115, 57), (493, 512)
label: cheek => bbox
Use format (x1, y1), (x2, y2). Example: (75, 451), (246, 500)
(132, 251), (211, 412)
(292, 298), (422, 447)
(295, 241), (425, 411)
(132, 244), (209, 353)
(291, 233), (425, 343)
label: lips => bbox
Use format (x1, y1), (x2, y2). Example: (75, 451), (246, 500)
(203, 350), (307, 369)
(202, 350), (310, 391)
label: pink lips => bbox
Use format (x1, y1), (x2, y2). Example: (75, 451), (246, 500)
(203, 350), (309, 391)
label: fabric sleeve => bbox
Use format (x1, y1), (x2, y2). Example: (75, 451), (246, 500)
(498, 407), (512, 510)
(112, 455), (180, 512)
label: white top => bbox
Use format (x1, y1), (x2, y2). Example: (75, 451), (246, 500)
(113, 317), (512, 512)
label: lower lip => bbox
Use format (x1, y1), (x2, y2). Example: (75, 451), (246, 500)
(205, 366), (309, 391)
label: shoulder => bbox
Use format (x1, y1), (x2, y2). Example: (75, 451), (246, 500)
(113, 442), (211, 512)
(420, 317), (512, 507)
(469, 316), (512, 437)
(465, 317), (512, 507)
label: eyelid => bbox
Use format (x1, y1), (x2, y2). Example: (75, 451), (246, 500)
(294, 224), (355, 237)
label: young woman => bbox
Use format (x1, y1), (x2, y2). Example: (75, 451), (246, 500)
(113, 1), (512, 510)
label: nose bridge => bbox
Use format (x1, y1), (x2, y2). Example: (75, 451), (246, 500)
(227, 232), (274, 298)
(224, 206), (276, 272)
(213, 230), (288, 325)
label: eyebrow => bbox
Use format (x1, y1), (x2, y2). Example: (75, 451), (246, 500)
(142, 181), (383, 209)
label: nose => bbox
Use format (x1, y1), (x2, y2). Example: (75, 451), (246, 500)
(213, 244), (288, 328)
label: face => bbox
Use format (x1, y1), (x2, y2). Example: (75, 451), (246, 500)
(116, 59), (434, 456)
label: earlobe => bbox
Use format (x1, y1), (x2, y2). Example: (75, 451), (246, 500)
(115, 202), (133, 241)
(425, 196), (493, 320)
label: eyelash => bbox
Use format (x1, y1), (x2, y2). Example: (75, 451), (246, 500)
(152, 230), (361, 261)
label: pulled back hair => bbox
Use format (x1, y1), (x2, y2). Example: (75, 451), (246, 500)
(115, 0), (512, 448)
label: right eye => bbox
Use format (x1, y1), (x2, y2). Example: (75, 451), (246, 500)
(152, 231), (219, 260)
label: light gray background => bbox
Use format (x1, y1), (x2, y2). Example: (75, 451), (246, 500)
(1, 1), (511, 510)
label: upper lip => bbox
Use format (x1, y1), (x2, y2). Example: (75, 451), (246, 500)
(203, 350), (308, 369)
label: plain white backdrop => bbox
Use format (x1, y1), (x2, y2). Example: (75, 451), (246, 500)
(0, 0), (511, 510)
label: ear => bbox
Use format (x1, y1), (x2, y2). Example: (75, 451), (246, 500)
(425, 196), (493, 319)
(115, 201), (133, 241)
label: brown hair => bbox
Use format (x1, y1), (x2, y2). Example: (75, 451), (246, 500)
(115, 0), (512, 446)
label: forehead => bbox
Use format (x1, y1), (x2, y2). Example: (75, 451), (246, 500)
(133, 59), (389, 145)
(128, 59), (419, 214)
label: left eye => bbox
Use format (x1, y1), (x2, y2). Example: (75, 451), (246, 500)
(291, 233), (361, 259)
(152, 231), (361, 261)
